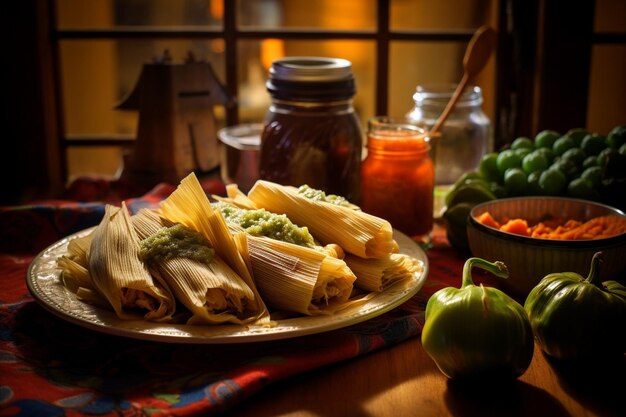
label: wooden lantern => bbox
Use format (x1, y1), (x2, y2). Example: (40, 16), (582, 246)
(117, 51), (234, 186)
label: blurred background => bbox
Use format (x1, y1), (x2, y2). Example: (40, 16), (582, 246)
(3, 0), (625, 204)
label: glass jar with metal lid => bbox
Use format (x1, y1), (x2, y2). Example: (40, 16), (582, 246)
(406, 84), (492, 187)
(259, 57), (363, 202)
(361, 117), (434, 240)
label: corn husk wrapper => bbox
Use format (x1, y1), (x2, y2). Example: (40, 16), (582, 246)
(247, 180), (399, 258)
(132, 208), (260, 325)
(66, 232), (92, 266)
(319, 243), (345, 259)
(58, 230), (95, 293)
(238, 234), (357, 315)
(58, 229), (116, 309)
(158, 173), (271, 326)
(345, 253), (425, 292)
(76, 287), (110, 309)
(87, 203), (175, 321)
(58, 256), (92, 293)
(214, 184), (259, 210)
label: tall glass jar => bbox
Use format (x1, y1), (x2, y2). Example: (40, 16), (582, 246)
(406, 84), (492, 187)
(361, 117), (434, 240)
(259, 57), (363, 202)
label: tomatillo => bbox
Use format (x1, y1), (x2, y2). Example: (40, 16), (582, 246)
(421, 257), (534, 380)
(524, 252), (626, 360)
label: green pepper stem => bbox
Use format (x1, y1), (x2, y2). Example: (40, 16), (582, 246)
(462, 257), (509, 288)
(585, 251), (604, 287)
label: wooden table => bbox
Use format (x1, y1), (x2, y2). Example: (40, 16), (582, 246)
(230, 338), (625, 417)
(3, 188), (623, 417)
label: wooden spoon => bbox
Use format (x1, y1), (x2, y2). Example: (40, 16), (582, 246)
(429, 26), (497, 137)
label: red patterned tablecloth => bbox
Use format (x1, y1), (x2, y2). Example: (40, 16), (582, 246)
(0, 177), (472, 417)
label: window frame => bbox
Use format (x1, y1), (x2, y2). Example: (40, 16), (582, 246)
(49, 0), (478, 182)
(6, 0), (620, 203)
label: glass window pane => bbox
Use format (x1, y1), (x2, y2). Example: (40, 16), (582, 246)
(390, 0), (493, 30)
(66, 146), (125, 181)
(587, 45), (626, 133)
(389, 41), (496, 125)
(56, 0), (222, 28)
(389, 42), (465, 117)
(60, 39), (227, 136)
(236, 40), (376, 128)
(238, 0), (376, 30)
(594, 0), (626, 32)
(60, 40), (134, 136)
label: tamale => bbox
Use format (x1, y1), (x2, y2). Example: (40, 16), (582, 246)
(158, 173), (271, 325)
(242, 234), (356, 315)
(247, 180), (399, 258)
(132, 208), (261, 325)
(345, 253), (425, 292)
(87, 202), (176, 321)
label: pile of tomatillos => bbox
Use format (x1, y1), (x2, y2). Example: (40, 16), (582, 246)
(443, 124), (626, 252)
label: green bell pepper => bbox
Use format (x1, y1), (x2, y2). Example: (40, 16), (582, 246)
(524, 251), (626, 360)
(422, 257), (534, 380)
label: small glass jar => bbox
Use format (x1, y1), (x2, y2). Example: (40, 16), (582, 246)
(218, 123), (261, 194)
(360, 117), (434, 240)
(259, 57), (363, 202)
(406, 84), (492, 186)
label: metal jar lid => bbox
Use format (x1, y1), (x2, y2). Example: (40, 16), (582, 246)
(413, 84), (483, 108)
(266, 56), (356, 101)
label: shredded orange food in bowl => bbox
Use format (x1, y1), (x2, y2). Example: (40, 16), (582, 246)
(476, 212), (626, 240)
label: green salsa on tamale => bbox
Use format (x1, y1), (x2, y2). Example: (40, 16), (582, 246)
(297, 185), (351, 207)
(213, 202), (315, 247)
(140, 223), (215, 264)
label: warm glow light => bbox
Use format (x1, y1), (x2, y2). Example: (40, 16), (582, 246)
(362, 373), (440, 415)
(210, 0), (223, 19)
(211, 39), (225, 54)
(261, 39), (284, 70)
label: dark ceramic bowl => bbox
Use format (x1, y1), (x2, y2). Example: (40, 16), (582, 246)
(467, 196), (626, 297)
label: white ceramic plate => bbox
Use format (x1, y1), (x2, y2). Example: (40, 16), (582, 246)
(27, 228), (428, 344)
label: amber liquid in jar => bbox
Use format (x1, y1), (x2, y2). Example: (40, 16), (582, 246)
(260, 100), (362, 202)
(361, 120), (434, 238)
(259, 57), (363, 202)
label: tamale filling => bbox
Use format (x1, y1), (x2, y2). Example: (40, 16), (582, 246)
(205, 288), (248, 314)
(121, 287), (157, 311)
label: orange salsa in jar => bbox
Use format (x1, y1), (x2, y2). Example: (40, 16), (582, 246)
(360, 117), (434, 240)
